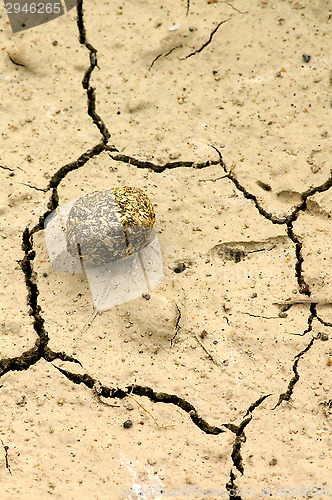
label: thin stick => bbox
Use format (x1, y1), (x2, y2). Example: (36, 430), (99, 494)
(138, 250), (151, 291)
(193, 332), (223, 368)
(126, 394), (173, 429)
(79, 309), (99, 336)
(274, 299), (332, 306)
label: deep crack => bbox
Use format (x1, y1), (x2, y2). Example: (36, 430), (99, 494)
(77, 0), (111, 143)
(53, 364), (226, 435)
(273, 336), (316, 409)
(108, 152), (220, 173)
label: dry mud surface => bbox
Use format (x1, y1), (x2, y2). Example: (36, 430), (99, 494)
(0, 1), (331, 499)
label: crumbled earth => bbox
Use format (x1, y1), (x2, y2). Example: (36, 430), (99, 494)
(0, 0), (331, 499)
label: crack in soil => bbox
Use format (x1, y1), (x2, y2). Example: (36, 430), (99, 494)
(273, 336), (317, 409)
(146, 44), (183, 74)
(108, 152), (220, 173)
(1, 0), (331, 493)
(180, 18), (230, 60)
(0, 438), (11, 474)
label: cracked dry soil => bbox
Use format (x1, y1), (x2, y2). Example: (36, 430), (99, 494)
(0, 0), (331, 499)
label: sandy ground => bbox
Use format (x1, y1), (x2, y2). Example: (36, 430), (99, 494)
(0, 0), (331, 499)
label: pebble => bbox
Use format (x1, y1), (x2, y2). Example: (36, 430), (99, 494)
(173, 262), (186, 273)
(123, 420), (133, 429)
(320, 332), (329, 341)
(302, 54), (311, 63)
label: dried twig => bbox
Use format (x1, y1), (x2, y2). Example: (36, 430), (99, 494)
(193, 332), (223, 368)
(126, 394), (173, 429)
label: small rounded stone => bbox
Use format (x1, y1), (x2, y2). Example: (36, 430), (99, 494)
(66, 187), (155, 266)
(123, 419), (133, 429)
(173, 262), (186, 273)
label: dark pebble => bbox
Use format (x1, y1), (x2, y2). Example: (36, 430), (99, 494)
(299, 283), (310, 294)
(257, 180), (272, 192)
(52, 40), (58, 46)
(302, 54), (310, 63)
(43, 272), (48, 277)
(9, 171), (15, 177)
(142, 293), (150, 300)
(173, 262), (186, 273)
(278, 312), (288, 318)
(320, 332), (329, 341)
(123, 420), (133, 429)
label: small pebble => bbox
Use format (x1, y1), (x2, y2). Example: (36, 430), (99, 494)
(52, 40), (58, 46)
(327, 358), (332, 367)
(269, 458), (278, 466)
(299, 283), (310, 294)
(257, 180), (272, 192)
(278, 312), (288, 318)
(320, 332), (329, 341)
(123, 420), (133, 429)
(302, 54), (311, 63)
(200, 330), (208, 339)
(43, 272), (48, 277)
(9, 171), (15, 177)
(142, 293), (150, 300)
(173, 262), (186, 273)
